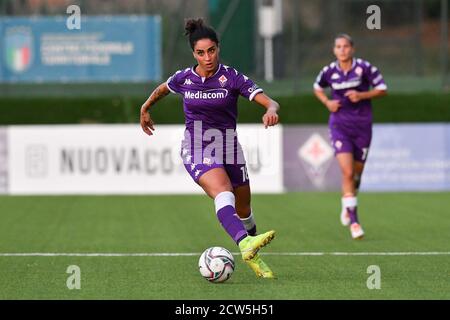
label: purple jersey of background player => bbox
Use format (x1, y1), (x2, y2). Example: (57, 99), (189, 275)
(167, 64), (262, 132)
(314, 58), (387, 125)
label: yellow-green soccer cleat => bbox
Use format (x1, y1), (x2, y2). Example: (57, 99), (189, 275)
(245, 253), (275, 278)
(238, 230), (275, 261)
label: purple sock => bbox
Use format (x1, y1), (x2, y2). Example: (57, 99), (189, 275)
(347, 207), (359, 224)
(217, 205), (248, 244)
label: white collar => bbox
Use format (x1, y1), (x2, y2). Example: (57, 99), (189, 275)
(336, 58), (356, 72)
(191, 64), (222, 83)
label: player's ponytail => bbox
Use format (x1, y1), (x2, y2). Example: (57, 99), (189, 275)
(184, 18), (219, 50)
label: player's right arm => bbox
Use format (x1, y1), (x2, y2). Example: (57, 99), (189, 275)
(314, 89), (341, 113)
(140, 82), (170, 136)
(313, 66), (341, 113)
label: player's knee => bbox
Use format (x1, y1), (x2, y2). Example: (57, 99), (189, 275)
(342, 169), (354, 181)
(207, 183), (233, 199)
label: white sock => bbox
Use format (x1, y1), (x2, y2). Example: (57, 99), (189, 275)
(214, 191), (235, 212)
(240, 211), (256, 232)
(342, 196), (357, 212)
(342, 196), (357, 209)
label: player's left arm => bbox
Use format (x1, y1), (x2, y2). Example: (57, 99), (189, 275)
(253, 93), (280, 128)
(345, 89), (387, 103)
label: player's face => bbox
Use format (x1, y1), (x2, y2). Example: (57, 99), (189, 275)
(193, 38), (220, 73)
(333, 38), (354, 63)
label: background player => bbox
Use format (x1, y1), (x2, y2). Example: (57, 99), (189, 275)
(313, 33), (387, 239)
(140, 19), (280, 277)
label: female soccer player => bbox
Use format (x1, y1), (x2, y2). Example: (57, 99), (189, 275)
(140, 19), (280, 278)
(313, 34), (387, 239)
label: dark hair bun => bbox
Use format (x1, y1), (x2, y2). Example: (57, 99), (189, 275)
(185, 18), (204, 36)
(184, 18), (219, 50)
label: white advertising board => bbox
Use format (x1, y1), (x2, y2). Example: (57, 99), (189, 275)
(8, 124), (283, 194)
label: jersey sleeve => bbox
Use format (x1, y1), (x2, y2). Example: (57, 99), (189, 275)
(166, 70), (183, 95)
(233, 70), (263, 101)
(313, 67), (330, 91)
(366, 63), (387, 91)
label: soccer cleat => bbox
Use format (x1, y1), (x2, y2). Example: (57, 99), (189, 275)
(238, 230), (275, 261)
(350, 223), (364, 239)
(245, 253), (275, 278)
(340, 208), (351, 226)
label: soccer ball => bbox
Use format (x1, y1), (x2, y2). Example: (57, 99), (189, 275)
(198, 247), (235, 283)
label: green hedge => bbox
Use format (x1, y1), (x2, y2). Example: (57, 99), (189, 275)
(0, 93), (448, 125)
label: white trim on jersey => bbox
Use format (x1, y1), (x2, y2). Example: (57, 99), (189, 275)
(313, 83), (325, 91)
(335, 58), (356, 71)
(372, 74), (383, 85)
(190, 66), (200, 78)
(249, 88), (263, 101)
(166, 76), (177, 94)
(374, 83), (387, 90)
(190, 64), (223, 79)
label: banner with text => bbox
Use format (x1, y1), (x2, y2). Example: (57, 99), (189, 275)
(283, 124), (450, 191)
(0, 16), (161, 82)
(362, 124), (450, 191)
(7, 124), (283, 194)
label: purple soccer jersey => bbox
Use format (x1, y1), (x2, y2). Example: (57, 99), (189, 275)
(314, 58), (387, 162)
(167, 64), (262, 186)
(167, 64), (262, 131)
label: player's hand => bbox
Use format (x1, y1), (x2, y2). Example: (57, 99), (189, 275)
(345, 90), (362, 103)
(325, 100), (341, 112)
(140, 108), (155, 136)
(262, 109), (279, 129)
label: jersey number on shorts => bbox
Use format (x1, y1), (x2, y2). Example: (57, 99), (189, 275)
(240, 166), (249, 182)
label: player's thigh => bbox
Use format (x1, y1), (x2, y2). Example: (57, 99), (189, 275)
(198, 167), (233, 199)
(233, 184), (251, 218)
(330, 125), (354, 157)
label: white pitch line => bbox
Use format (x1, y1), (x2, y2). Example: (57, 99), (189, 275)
(0, 253), (199, 257)
(263, 252), (450, 256)
(1, 252), (450, 257)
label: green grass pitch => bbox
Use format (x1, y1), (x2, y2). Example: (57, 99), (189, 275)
(0, 192), (449, 299)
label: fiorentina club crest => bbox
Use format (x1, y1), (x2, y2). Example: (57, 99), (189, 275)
(298, 133), (334, 188)
(355, 66), (363, 76)
(218, 75), (228, 87)
(4, 27), (33, 73)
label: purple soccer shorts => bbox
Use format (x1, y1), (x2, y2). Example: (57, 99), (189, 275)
(180, 139), (250, 188)
(329, 122), (372, 163)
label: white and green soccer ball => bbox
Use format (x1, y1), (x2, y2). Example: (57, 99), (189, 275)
(198, 247), (235, 283)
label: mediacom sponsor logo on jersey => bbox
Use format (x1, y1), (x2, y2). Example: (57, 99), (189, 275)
(184, 89), (228, 99)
